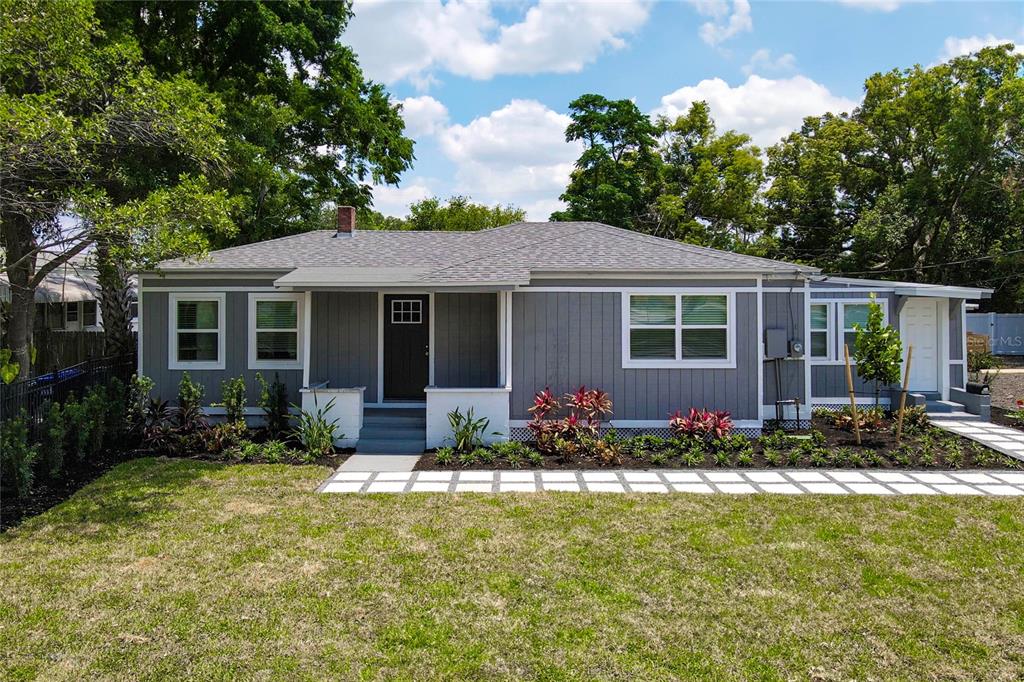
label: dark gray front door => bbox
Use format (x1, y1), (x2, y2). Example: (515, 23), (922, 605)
(383, 294), (429, 401)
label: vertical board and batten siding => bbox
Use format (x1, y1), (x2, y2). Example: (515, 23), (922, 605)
(761, 288), (806, 404)
(808, 289), (899, 398)
(510, 291), (759, 421)
(141, 290), (303, 405)
(308, 292), (378, 402)
(433, 293), (499, 387)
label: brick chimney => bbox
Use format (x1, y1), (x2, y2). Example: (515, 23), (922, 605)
(336, 205), (356, 236)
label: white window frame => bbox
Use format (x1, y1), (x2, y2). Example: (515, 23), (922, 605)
(169, 292), (226, 370)
(809, 302), (834, 361)
(64, 301), (80, 330)
(390, 298), (423, 324)
(82, 300), (100, 329)
(248, 292), (304, 370)
(808, 298), (888, 365)
(621, 290), (736, 369)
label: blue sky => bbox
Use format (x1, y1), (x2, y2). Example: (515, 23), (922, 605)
(343, 0), (1023, 219)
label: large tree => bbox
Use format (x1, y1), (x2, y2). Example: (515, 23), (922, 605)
(767, 45), (1024, 309)
(95, 1), (415, 246)
(551, 94), (662, 231)
(655, 101), (770, 252)
(354, 196), (525, 232)
(1, 0), (236, 376)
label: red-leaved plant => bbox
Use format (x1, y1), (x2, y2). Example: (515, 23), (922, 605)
(528, 386), (613, 454)
(669, 408), (734, 439)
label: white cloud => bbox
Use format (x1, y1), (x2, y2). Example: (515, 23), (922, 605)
(654, 75), (858, 148)
(438, 99), (582, 220)
(742, 49), (796, 76)
(371, 179), (435, 217)
(835, 0), (903, 11)
(690, 0), (752, 46)
(346, 0), (650, 88)
(938, 34), (1022, 62)
(398, 96), (449, 138)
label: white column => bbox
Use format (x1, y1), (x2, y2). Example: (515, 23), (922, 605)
(302, 290), (312, 388)
(504, 291), (513, 389)
(497, 291), (505, 386)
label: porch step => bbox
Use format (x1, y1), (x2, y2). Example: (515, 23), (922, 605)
(927, 410), (986, 422)
(357, 408), (426, 454)
(925, 400), (962, 414)
(356, 438), (426, 454)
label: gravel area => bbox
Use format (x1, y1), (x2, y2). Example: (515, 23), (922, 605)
(989, 370), (1024, 410)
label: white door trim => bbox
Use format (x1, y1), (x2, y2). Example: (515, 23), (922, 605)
(377, 291), (434, 404)
(899, 297), (945, 397)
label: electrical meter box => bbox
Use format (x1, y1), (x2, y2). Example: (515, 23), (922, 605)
(764, 328), (788, 359)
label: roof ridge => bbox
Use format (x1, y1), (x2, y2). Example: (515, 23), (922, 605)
(583, 222), (815, 272)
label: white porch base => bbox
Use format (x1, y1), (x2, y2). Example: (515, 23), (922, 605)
(425, 387), (511, 449)
(300, 386), (365, 448)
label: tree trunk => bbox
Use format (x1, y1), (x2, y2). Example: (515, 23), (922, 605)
(95, 239), (134, 357)
(1, 217), (37, 380)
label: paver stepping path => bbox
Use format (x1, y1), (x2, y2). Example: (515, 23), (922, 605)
(932, 420), (1024, 462)
(319, 468), (1024, 495)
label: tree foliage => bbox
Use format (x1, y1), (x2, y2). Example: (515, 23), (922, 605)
(852, 296), (903, 406)
(0, 0), (237, 375)
(353, 196), (526, 232)
(95, 0), (415, 245)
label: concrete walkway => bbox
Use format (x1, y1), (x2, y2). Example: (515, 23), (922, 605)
(319, 468), (1024, 495)
(932, 420), (1024, 462)
(338, 453), (421, 472)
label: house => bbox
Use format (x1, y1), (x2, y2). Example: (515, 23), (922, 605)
(0, 252), (139, 333)
(138, 206), (990, 452)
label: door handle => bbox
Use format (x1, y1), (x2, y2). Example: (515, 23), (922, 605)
(425, 345), (430, 357)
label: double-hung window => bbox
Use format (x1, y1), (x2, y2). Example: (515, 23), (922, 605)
(624, 292), (733, 368)
(842, 303), (871, 357)
(169, 293), (225, 370)
(810, 303), (831, 360)
(83, 300), (98, 328)
(248, 293), (303, 369)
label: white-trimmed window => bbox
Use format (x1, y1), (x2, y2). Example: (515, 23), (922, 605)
(248, 293), (303, 369)
(83, 300), (98, 328)
(169, 293), (225, 370)
(810, 303), (832, 360)
(623, 292), (734, 368)
(842, 302), (872, 357)
(64, 301), (80, 329)
(808, 299), (888, 363)
(391, 299), (422, 324)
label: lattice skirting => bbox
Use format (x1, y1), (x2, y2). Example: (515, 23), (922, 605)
(509, 425), (764, 441)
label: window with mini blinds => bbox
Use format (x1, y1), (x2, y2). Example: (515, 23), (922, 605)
(624, 293), (732, 367)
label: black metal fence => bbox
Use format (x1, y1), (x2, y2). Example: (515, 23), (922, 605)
(0, 354), (136, 440)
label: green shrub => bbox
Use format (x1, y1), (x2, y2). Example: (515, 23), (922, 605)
(763, 449), (785, 467)
(82, 384), (108, 457)
(293, 397), (340, 458)
(944, 445), (963, 469)
(203, 421), (247, 456)
(62, 395), (92, 462)
(525, 449), (543, 467)
(458, 449), (479, 467)
(759, 430), (791, 451)
(470, 447), (492, 464)
(681, 446), (704, 467)
(129, 374), (155, 435)
(261, 439), (294, 463)
(1, 414), (38, 497)
(809, 449), (830, 468)
(787, 446), (804, 467)
(435, 446), (455, 466)
(650, 450), (668, 467)
(714, 449), (732, 467)
(736, 450), (754, 467)
(504, 451), (522, 469)
(256, 373), (290, 437)
(40, 401), (66, 477)
(891, 445), (912, 466)
(104, 378), (128, 446)
(866, 450), (886, 467)
(217, 376), (248, 425)
(446, 407), (492, 453)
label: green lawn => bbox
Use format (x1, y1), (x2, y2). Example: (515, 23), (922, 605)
(2, 459), (1024, 680)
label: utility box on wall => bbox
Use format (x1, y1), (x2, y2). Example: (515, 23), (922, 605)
(765, 328), (788, 359)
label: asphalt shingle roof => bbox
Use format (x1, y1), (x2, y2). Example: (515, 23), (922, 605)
(156, 221), (818, 283)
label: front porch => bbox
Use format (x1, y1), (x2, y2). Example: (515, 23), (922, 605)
(294, 289), (514, 451)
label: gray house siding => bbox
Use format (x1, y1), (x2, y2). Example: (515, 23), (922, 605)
(141, 276), (284, 290)
(762, 289), (806, 405)
(809, 290), (899, 399)
(949, 299), (964, 361)
(308, 292), (378, 402)
(528, 278), (757, 288)
(141, 290), (303, 406)
(510, 291), (759, 422)
(434, 293), (499, 387)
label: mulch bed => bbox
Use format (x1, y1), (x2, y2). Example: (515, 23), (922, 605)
(416, 416), (1022, 472)
(991, 406), (1024, 433)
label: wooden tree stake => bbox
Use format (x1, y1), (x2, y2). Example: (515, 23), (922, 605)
(895, 345), (914, 444)
(843, 343), (861, 445)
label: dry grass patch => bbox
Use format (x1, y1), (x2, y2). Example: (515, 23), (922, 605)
(2, 457), (1024, 680)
